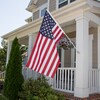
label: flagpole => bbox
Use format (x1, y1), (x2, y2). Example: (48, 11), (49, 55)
(47, 9), (76, 49)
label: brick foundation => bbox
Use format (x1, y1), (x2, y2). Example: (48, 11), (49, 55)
(64, 93), (100, 100)
(74, 97), (88, 100)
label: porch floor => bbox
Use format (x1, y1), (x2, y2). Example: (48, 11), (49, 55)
(64, 93), (100, 100)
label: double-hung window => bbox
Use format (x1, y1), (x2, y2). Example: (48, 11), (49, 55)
(41, 7), (47, 17)
(59, 0), (68, 8)
(39, 3), (47, 17)
(58, 0), (76, 8)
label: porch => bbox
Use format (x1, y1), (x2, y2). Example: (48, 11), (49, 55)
(47, 68), (100, 95)
(2, 0), (100, 98)
(0, 68), (100, 99)
(22, 67), (100, 95)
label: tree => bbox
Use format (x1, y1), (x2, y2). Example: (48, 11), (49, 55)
(0, 39), (7, 71)
(3, 37), (24, 100)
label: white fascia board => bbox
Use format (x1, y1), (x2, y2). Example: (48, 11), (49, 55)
(84, 11), (100, 25)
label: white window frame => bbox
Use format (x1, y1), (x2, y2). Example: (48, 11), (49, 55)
(56, 0), (68, 9)
(59, 0), (68, 4)
(39, 3), (48, 17)
(56, 0), (76, 9)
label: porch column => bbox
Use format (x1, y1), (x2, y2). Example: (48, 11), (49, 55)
(89, 35), (93, 69)
(61, 48), (64, 67)
(27, 33), (37, 79)
(74, 16), (89, 98)
(6, 40), (12, 64)
(98, 26), (100, 92)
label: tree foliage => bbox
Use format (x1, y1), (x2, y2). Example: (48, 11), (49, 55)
(3, 37), (24, 100)
(0, 39), (7, 71)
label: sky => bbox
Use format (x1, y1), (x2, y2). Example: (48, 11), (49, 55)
(0, 0), (31, 47)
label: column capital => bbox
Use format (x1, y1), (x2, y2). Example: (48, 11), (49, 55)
(28, 33), (34, 36)
(75, 16), (90, 22)
(98, 26), (100, 30)
(28, 33), (37, 38)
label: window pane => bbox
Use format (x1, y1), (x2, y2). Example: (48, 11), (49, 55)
(59, 1), (68, 8)
(41, 8), (47, 17)
(70, 0), (76, 3)
(59, 0), (66, 4)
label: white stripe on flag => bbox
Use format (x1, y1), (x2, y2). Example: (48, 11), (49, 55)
(49, 55), (59, 77)
(44, 48), (57, 75)
(39, 41), (55, 73)
(33, 35), (46, 70)
(35, 38), (51, 71)
(29, 34), (42, 68)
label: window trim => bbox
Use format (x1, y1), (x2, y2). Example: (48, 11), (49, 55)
(59, 0), (68, 4)
(39, 3), (48, 17)
(56, 0), (76, 9)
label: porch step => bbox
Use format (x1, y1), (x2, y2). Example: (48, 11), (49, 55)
(63, 93), (100, 100)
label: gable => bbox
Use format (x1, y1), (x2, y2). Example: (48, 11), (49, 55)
(26, 0), (47, 12)
(27, 0), (38, 8)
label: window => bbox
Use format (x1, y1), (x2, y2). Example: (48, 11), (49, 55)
(41, 7), (47, 17)
(70, 0), (76, 3)
(59, 0), (68, 8)
(39, 3), (48, 17)
(58, 0), (76, 8)
(59, 0), (67, 4)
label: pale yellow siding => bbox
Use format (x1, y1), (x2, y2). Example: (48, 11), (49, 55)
(92, 29), (98, 68)
(64, 49), (71, 67)
(49, 0), (56, 12)
(36, 0), (47, 7)
(33, 10), (39, 20)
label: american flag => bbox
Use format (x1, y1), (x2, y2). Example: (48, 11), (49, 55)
(26, 10), (64, 78)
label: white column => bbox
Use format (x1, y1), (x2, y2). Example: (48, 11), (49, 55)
(98, 26), (100, 69)
(6, 40), (12, 64)
(98, 26), (100, 92)
(61, 48), (64, 67)
(74, 16), (89, 98)
(89, 35), (93, 69)
(71, 38), (76, 68)
(28, 33), (34, 56)
(71, 48), (75, 67)
(27, 33), (37, 79)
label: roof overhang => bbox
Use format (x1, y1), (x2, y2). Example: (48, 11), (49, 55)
(88, 0), (100, 14)
(26, 0), (38, 12)
(2, 0), (100, 40)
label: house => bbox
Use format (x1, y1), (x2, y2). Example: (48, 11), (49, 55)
(1, 0), (100, 99)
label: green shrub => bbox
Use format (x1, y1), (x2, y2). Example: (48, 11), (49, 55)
(3, 38), (24, 100)
(0, 94), (7, 100)
(19, 76), (65, 100)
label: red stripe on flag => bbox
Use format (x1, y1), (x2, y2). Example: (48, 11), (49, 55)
(41, 42), (56, 74)
(32, 35), (44, 71)
(51, 59), (60, 78)
(30, 33), (43, 70)
(34, 37), (49, 71)
(54, 29), (61, 39)
(52, 26), (59, 35)
(26, 33), (40, 67)
(37, 39), (53, 73)
(46, 49), (59, 76)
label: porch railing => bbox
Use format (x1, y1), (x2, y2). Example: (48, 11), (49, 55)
(88, 69), (100, 94)
(48, 68), (76, 93)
